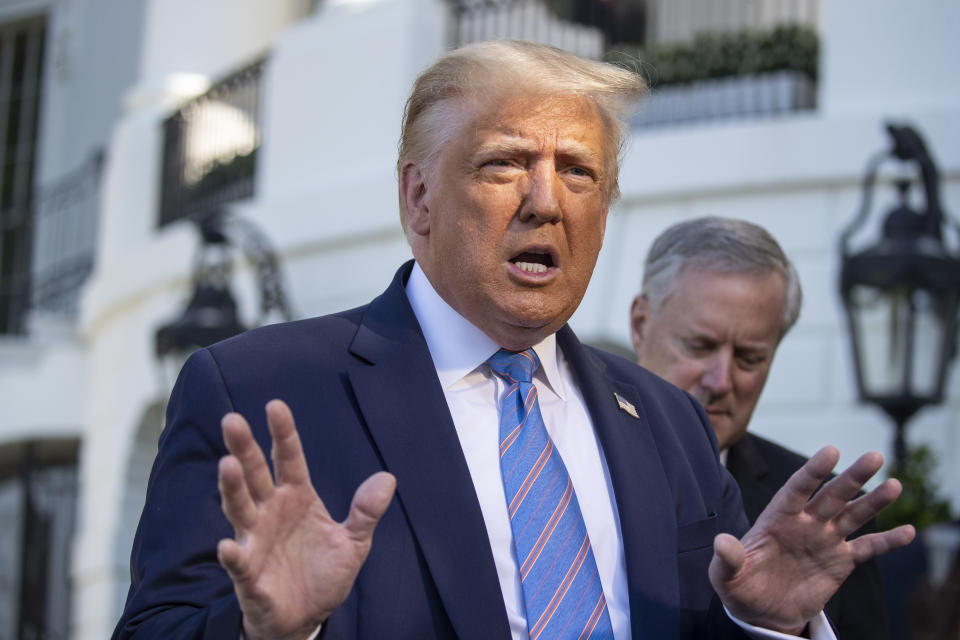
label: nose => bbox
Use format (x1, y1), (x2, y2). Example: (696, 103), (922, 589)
(701, 354), (733, 396)
(519, 162), (563, 224)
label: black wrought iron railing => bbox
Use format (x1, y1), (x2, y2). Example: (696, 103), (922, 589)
(447, 0), (642, 59)
(30, 151), (104, 316)
(0, 151), (103, 334)
(446, 0), (819, 127)
(159, 58), (265, 227)
(448, 0), (817, 52)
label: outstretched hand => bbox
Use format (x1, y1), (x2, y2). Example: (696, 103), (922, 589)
(710, 446), (915, 635)
(216, 399), (396, 640)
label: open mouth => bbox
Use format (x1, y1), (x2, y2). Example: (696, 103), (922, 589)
(510, 250), (555, 274)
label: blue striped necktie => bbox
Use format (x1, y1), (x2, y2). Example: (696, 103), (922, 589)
(487, 348), (613, 640)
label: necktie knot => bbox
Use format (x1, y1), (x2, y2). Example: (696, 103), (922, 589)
(487, 348), (539, 384)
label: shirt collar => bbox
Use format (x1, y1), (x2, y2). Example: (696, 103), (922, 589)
(405, 261), (566, 399)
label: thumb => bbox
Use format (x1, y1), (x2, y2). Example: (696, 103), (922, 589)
(709, 532), (745, 589)
(343, 472), (396, 542)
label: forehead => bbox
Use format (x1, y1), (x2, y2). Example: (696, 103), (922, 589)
(455, 92), (608, 154)
(661, 268), (786, 337)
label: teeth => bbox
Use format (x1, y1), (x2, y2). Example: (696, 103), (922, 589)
(515, 261), (548, 274)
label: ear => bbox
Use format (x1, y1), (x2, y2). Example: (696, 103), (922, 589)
(399, 161), (430, 236)
(629, 294), (651, 361)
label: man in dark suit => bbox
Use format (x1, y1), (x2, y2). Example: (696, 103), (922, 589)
(115, 42), (913, 640)
(630, 216), (891, 638)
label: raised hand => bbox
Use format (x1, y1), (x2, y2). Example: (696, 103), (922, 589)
(710, 446), (915, 635)
(216, 399), (396, 640)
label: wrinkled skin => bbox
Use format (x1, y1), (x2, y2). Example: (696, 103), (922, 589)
(631, 268), (785, 449)
(401, 93), (610, 351)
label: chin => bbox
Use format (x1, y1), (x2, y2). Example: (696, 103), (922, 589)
(503, 294), (578, 328)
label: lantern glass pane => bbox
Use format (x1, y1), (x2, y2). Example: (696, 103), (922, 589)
(910, 288), (944, 398)
(851, 284), (908, 396)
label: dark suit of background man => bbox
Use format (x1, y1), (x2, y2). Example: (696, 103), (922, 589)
(114, 40), (913, 640)
(630, 216), (891, 639)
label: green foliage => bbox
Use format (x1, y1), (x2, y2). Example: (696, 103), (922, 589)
(877, 444), (955, 532)
(606, 25), (818, 88)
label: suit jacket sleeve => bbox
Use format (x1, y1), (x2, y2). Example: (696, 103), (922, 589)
(112, 348), (245, 639)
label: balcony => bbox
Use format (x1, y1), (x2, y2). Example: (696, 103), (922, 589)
(0, 152), (104, 335)
(446, 0), (819, 127)
(159, 58), (265, 226)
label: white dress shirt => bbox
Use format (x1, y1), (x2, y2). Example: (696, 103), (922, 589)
(405, 262), (631, 640)
(403, 262), (837, 640)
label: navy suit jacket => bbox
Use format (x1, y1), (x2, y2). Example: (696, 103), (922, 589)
(114, 262), (750, 639)
(727, 433), (889, 639)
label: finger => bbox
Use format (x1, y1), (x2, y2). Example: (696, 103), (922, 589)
(849, 524), (916, 564)
(218, 455), (258, 533)
(265, 399), (311, 486)
(770, 446), (840, 515)
(806, 451), (884, 521)
(217, 537), (252, 584)
(834, 478), (903, 538)
(708, 532), (745, 587)
(343, 472), (397, 543)
(222, 412), (275, 503)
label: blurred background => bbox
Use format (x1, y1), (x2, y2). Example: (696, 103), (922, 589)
(0, 0), (956, 638)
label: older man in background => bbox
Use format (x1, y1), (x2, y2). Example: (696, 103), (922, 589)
(630, 216), (890, 638)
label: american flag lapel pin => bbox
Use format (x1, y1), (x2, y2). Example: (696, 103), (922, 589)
(614, 392), (639, 419)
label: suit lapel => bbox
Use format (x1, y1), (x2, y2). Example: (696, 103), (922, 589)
(346, 263), (510, 640)
(558, 327), (682, 636)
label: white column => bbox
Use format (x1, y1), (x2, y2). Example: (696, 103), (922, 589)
(74, 1), (450, 638)
(74, 3), (310, 639)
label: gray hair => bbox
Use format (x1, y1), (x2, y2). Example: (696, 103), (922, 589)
(641, 217), (803, 337)
(397, 39), (646, 227)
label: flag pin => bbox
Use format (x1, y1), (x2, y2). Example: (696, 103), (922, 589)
(614, 393), (639, 419)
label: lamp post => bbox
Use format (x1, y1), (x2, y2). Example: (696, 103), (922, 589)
(839, 123), (960, 471)
(155, 210), (293, 382)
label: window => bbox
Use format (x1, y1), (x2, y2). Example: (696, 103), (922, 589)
(159, 59), (264, 226)
(0, 16), (45, 334)
(0, 439), (79, 639)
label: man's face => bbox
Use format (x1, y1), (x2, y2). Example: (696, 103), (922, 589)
(401, 93), (610, 350)
(630, 268), (786, 449)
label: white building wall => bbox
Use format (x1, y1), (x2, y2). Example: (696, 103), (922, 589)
(0, 0), (143, 439)
(34, 0), (148, 182)
(74, 1), (446, 637)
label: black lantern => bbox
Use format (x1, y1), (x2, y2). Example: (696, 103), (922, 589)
(155, 210), (293, 381)
(839, 124), (960, 470)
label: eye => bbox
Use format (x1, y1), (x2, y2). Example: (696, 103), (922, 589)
(683, 338), (716, 356)
(565, 165), (596, 180)
(735, 351), (767, 370)
(480, 155), (525, 170)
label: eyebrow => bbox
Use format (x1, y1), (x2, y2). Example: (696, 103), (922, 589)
(474, 137), (537, 158)
(474, 136), (603, 166)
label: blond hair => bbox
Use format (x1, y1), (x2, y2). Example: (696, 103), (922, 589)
(397, 39), (645, 227)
